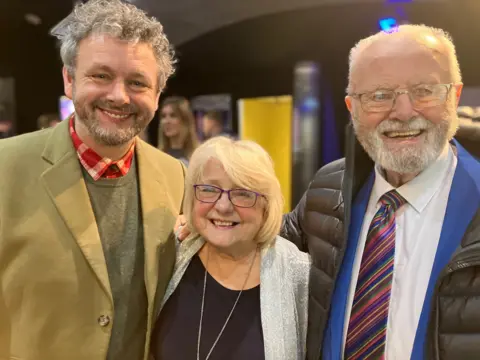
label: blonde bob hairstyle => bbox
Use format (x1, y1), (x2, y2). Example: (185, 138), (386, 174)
(183, 136), (284, 247)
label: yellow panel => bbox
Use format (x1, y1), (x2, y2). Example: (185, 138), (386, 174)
(238, 96), (292, 213)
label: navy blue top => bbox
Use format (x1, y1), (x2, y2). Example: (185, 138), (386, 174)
(152, 255), (265, 360)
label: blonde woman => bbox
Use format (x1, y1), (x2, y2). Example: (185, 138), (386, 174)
(158, 96), (200, 165)
(152, 137), (311, 360)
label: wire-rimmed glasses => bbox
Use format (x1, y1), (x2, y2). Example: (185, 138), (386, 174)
(350, 83), (454, 113)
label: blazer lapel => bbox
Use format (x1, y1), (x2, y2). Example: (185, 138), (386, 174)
(411, 142), (480, 359)
(40, 120), (112, 301)
(135, 140), (176, 309)
(444, 141), (480, 250)
(435, 144), (480, 264)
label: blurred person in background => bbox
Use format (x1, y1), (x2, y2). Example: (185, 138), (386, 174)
(37, 112), (61, 129)
(0, 121), (13, 138)
(152, 137), (310, 360)
(201, 110), (235, 140)
(158, 96), (200, 165)
(0, 1), (185, 359)
(0, 103), (14, 138)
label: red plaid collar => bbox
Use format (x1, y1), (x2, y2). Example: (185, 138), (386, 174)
(69, 116), (135, 181)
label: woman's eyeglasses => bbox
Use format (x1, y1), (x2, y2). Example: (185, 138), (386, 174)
(194, 184), (265, 208)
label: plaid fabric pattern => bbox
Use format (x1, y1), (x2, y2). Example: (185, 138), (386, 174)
(69, 116), (135, 181)
(345, 190), (406, 360)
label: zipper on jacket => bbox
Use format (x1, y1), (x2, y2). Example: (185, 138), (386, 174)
(446, 258), (480, 273)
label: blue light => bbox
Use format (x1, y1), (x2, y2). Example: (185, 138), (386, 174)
(379, 18), (398, 32)
(300, 97), (319, 112)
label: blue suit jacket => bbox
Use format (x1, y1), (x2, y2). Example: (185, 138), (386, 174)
(323, 141), (480, 360)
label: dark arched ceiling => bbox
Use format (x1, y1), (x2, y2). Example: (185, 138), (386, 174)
(138, 0), (450, 46)
(0, 0), (452, 50)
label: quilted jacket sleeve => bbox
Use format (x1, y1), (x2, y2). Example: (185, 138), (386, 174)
(280, 191), (308, 252)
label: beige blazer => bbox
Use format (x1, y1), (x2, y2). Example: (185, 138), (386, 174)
(0, 119), (185, 360)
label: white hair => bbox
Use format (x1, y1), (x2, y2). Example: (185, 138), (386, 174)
(50, 0), (175, 90)
(183, 137), (284, 247)
(347, 24), (462, 93)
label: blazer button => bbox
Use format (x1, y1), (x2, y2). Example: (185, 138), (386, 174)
(98, 315), (110, 327)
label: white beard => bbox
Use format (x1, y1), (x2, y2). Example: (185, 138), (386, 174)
(352, 107), (459, 175)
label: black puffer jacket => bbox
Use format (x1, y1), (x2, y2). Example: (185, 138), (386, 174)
(281, 124), (480, 360)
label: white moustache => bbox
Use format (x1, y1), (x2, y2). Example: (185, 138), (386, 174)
(377, 118), (432, 133)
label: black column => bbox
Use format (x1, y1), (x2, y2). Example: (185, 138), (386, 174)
(291, 61), (321, 207)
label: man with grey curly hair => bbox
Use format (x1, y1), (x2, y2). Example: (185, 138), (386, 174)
(51, 0), (175, 147)
(0, 1), (185, 359)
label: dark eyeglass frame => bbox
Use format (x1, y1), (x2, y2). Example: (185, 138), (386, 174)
(193, 184), (266, 208)
(349, 83), (455, 113)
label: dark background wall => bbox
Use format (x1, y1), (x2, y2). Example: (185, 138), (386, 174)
(0, 0), (70, 133)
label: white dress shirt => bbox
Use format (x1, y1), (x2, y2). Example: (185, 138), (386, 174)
(342, 144), (457, 360)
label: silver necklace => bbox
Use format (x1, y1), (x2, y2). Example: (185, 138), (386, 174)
(196, 248), (257, 360)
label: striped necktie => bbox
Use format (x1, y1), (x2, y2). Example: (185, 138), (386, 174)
(345, 190), (406, 360)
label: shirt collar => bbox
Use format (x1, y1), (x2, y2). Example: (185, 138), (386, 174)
(68, 115), (135, 181)
(372, 143), (454, 213)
